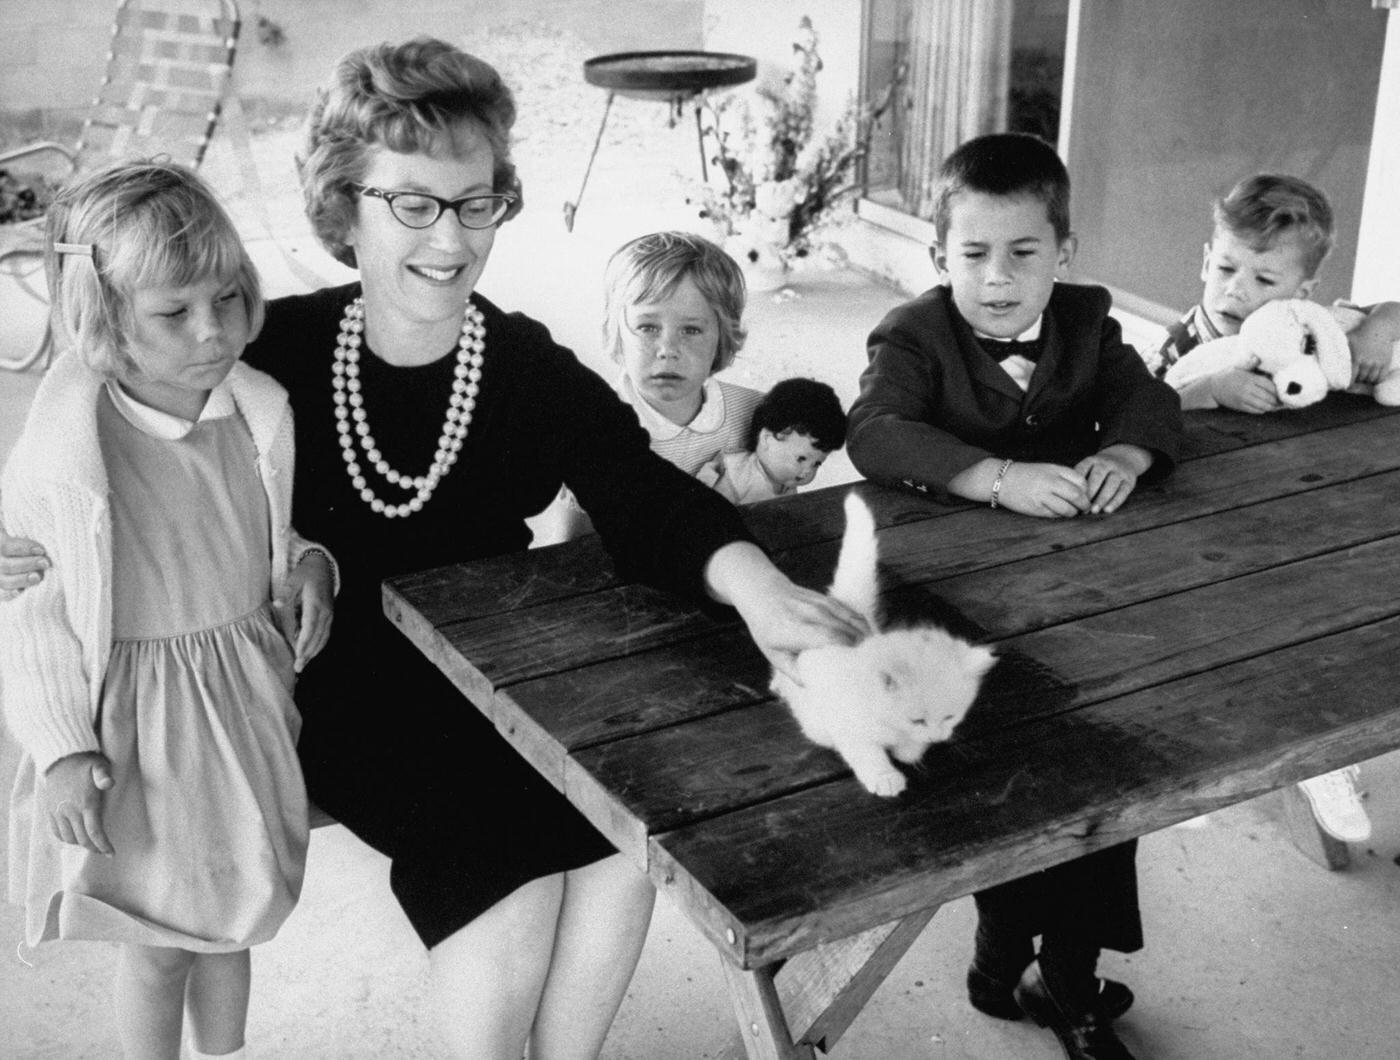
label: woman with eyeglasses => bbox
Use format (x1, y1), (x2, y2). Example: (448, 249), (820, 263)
(1, 36), (867, 1060)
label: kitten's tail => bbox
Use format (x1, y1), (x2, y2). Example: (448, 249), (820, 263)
(830, 491), (880, 623)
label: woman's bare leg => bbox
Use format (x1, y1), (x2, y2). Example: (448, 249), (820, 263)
(529, 854), (656, 1060)
(428, 873), (564, 1059)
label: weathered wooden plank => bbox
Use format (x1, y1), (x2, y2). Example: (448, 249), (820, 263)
(651, 615), (1400, 967)
(504, 633), (773, 752)
(915, 470), (1400, 638)
(772, 414), (1400, 594)
(1177, 392), (1393, 459)
(382, 484), (954, 631)
(383, 409), (1400, 635)
(436, 583), (730, 687)
(392, 426), (1400, 716)
(556, 534), (1400, 863)
(386, 537), (618, 626)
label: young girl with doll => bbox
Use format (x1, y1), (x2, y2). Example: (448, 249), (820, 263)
(0, 159), (333, 1060)
(602, 230), (764, 473)
(550, 230), (765, 539)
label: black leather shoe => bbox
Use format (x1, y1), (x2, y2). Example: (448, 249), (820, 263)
(968, 963), (1134, 1023)
(1013, 960), (1139, 1060)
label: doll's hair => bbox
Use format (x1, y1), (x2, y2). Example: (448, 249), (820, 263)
(746, 377), (846, 452)
(1212, 174), (1335, 278)
(602, 231), (747, 372)
(44, 158), (264, 377)
(931, 132), (1071, 243)
(298, 36), (523, 268)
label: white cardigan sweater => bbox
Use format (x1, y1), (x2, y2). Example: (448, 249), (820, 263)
(0, 355), (315, 773)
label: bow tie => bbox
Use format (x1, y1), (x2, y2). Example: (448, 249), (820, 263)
(979, 337), (1043, 362)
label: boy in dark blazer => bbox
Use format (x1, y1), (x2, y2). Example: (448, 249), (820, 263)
(849, 133), (1180, 518)
(849, 133), (1180, 1060)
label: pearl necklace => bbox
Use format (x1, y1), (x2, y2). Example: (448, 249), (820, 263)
(332, 297), (485, 518)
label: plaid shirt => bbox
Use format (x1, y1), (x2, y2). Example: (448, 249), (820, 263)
(1150, 304), (1222, 379)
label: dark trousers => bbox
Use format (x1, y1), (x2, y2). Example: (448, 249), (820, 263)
(972, 840), (1142, 1007)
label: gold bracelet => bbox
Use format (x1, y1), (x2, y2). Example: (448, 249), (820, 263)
(990, 458), (1014, 509)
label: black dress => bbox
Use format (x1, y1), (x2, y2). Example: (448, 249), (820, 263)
(244, 283), (752, 948)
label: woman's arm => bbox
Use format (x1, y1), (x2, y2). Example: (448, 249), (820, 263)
(702, 541), (868, 680)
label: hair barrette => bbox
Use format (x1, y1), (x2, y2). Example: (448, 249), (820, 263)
(53, 242), (94, 258)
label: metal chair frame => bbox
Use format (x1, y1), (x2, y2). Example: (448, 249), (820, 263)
(0, 0), (241, 372)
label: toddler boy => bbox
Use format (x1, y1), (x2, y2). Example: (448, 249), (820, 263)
(1154, 172), (1400, 843)
(1154, 173), (1400, 413)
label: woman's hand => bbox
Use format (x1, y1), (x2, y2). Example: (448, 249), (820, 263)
(43, 752), (115, 855)
(0, 527), (49, 600)
(275, 552), (335, 672)
(703, 542), (869, 682)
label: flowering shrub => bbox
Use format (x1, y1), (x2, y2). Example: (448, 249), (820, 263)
(693, 17), (885, 267)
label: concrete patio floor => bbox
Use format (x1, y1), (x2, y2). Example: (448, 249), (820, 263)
(4, 53), (1400, 1060)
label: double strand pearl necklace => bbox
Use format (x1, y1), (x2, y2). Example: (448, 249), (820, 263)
(332, 296), (485, 519)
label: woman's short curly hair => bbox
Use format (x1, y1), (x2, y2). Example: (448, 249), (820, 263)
(298, 37), (523, 267)
(601, 231), (748, 373)
(44, 158), (264, 377)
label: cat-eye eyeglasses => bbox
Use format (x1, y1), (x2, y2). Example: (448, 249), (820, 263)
(349, 183), (518, 230)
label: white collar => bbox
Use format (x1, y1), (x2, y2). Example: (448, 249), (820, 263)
(618, 373), (728, 440)
(104, 378), (237, 440)
(974, 314), (1044, 343)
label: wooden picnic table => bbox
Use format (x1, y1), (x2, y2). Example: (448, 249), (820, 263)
(384, 394), (1400, 1059)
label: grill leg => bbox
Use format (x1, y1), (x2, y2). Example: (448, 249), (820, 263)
(563, 91), (614, 232)
(694, 97), (709, 183)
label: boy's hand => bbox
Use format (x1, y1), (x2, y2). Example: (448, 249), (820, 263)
(996, 462), (1090, 519)
(1212, 364), (1282, 414)
(1075, 444), (1151, 515)
(43, 752), (115, 855)
(275, 552), (335, 673)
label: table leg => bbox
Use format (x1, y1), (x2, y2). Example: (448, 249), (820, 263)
(717, 907), (939, 1059)
(720, 960), (816, 1060)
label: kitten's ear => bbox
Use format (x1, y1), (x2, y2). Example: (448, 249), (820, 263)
(961, 643), (997, 678)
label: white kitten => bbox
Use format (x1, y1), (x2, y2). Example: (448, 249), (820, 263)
(771, 492), (996, 797)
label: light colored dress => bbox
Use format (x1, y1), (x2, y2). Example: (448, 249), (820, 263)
(10, 391), (308, 952)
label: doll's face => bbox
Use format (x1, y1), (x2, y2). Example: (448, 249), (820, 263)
(755, 428), (828, 490)
(619, 275), (722, 427)
(1200, 227), (1318, 336)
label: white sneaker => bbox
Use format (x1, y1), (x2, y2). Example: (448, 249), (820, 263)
(1298, 767), (1371, 842)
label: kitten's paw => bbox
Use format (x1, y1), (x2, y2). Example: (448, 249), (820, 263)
(862, 770), (907, 798)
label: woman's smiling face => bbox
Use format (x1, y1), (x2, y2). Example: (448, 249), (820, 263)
(345, 124), (497, 328)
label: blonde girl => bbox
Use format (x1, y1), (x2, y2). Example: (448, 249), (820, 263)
(0, 159), (333, 1060)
